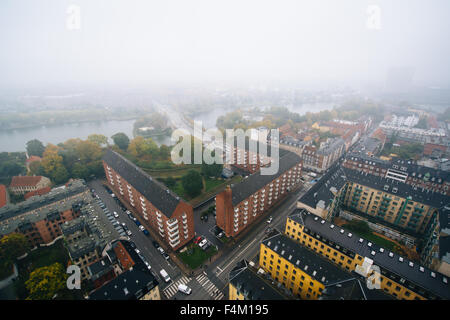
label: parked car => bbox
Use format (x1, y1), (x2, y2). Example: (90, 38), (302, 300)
(135, 248), (141, 254)
(158, 247), (165, 255)
(126, 230), (132, 236)
(266, 216), (273, 224)
(130, 242), (136, 248)
(194, 236), (203, 244)
(144, 261), (151, 270)
(152, 241), (160, 249)
(198, 239), (208, 248)
(178, 284), (192, 295)
(143, 229), (149, 236)
(135, 220), (141, 226)
(160, 269), (171, 283)
(162, 252), (170, 260)
(217, 231), (224, 238)
(113, 211), (119, 218)
(139, 225), (145, 231)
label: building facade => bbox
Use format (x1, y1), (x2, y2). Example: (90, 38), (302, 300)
(285, 209), (450, 300)
(103, 149), (194, 251)
(9, 175), (51, 195)
(216, 151), (302, 238)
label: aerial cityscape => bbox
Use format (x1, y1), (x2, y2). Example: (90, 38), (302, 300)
(0, 0), (449, 311)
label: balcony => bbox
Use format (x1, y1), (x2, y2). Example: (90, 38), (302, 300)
(169, 230), (179, 240)
(170, 238), (180, 248)
(167, 218), (178, 227)
(167, 223), (179, 234)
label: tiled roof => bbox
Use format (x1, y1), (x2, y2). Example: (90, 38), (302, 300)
(0, 185), (7, 208)
(289, 209), (450, 299)
(103, 149), (183, 218)
(231, 151), (301, 206)
(10, 176), (45, 187)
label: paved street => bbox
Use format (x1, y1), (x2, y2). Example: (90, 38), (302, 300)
(87, 174), (313, 300)
(87, 180), (183, 295)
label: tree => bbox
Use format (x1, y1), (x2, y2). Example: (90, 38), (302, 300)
(25, 263), (68, 300)
(165, 176), (176, 188)
(28, 161), (45, 176)
(41, 144), (64, 175)
(71, 162), (90, 180)
(87, 134), (108, 146)
(75, 140), (103, 163)
(53, 165), (69, 184)
(128, 136), (158, 158)
(0, 233), (30, 276)
(26, 139), (45, 157)
(112, 133), (130, 151)
(201, 162), (223, 178)
(0, 161), (24, 178)
(181, 170), (203, 198)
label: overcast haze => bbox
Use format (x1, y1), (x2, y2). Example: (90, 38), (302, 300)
(1, 0), (450, 90)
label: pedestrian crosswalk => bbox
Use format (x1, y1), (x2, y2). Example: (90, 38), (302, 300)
(196, 273), (224, 300)
(162, 273), (225, 300)
(163, 275), (190, 299)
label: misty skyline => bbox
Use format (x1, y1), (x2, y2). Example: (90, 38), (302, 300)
(1, 0), (450, 90)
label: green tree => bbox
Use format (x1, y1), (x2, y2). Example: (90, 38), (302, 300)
(87, 134), (108, 146)
(25, 263), (68, 300)
(71, 163), (90, 180)
(165, 176), (176, 188)
(53, 165), (69, 184)
(201, 162), (223, 178)
(0, 161), (24, 178)
(0, 233), (30, 277)
(181, 170), (203, 198)
(112, 132), (130, 151)
(26, 139), (46, 157)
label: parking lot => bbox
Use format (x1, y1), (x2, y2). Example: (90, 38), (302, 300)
(87, 180), (184, 292)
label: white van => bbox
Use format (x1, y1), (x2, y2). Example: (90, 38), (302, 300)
(178, 284), (192, 295)
(160, 269), (171, 283)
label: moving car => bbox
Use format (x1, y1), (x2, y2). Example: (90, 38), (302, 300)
(178, 284), (192, 295)
(160, 269), (171, 283)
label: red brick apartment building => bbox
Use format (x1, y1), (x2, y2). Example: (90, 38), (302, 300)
(102, 149), (194, 251)
(216, 150), (302, 238)
(0, 180), (88, 247)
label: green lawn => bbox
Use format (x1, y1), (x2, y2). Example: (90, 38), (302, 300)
(343, 225), (397, 251)
(178, 244), (218, 270)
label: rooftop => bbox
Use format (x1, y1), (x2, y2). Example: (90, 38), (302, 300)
(289, 208), (450, 299)
(9, 175), (46, 188)
(229, 260), (289, 300)
(262, 233), (352, 286)
(231, 151), (301, 206)
(103, 149), (185, 217)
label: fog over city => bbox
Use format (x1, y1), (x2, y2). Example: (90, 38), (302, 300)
(1, 0), (450, 91)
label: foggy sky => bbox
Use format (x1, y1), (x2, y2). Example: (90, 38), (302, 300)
(1, 0), (450, 90)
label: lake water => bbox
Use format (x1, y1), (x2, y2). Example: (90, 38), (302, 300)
(0, 120), (136, 152)
(0, 103), (333, 152)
